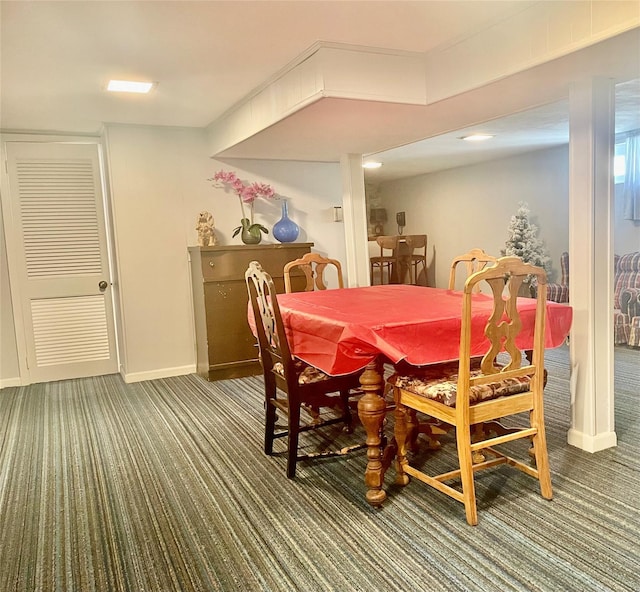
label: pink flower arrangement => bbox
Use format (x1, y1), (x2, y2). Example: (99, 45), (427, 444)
(209, 170), (276, 238)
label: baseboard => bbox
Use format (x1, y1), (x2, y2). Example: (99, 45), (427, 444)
(567, 428), (617, 452)
(0, 376), (23, 389)
(122, 364), (196, 384)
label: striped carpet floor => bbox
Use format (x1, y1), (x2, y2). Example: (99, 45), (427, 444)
(1, 346), (638, 592)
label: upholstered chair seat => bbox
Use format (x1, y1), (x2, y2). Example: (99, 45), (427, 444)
(390, 360), (532, 408)
(273, 360), (329, 385)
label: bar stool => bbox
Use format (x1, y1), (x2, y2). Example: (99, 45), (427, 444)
(370, 235), (400, 284)
(405, 234), (427, 285)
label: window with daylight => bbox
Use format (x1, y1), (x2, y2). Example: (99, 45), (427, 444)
(614, 141), (626, 185)
(620, 132), (640, 220)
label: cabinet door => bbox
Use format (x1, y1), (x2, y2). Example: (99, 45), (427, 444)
(192, 243), (312, 380)
(204, 280), (258, 370)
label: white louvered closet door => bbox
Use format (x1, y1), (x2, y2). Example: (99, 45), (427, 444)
(4, 141), (117, 382)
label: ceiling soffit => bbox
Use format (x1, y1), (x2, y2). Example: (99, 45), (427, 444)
(207, 3), (639, 161)
(206, 43), (427, 156)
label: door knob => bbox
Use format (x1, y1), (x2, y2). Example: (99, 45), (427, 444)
(98, 281), (109, 292)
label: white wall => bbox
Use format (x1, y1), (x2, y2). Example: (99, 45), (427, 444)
(104, 125), (211, 381)
(103, 125), (347, 381)
(376, 146), (571, 288)
(375, 144), (640, 287)
(215, 158), (348, 276)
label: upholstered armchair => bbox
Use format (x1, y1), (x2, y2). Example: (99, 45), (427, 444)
(547, 252), (569, 303)
(528, 251), (568, 302)
(613, 252), (640, 347)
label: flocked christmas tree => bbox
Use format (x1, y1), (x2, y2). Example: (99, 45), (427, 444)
(501, 201), (551, 284)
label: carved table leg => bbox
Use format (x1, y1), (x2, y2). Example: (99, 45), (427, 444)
(357, 358), (389, 507)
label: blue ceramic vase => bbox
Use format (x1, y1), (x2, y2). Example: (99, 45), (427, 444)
(272, 200), (299, 243)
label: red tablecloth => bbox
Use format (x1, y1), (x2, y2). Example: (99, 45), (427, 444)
(275, 285), (573, 376)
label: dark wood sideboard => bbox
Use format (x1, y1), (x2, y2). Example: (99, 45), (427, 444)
(189, 243), (313, 381)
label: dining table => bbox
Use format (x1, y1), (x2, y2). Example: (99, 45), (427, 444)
(274, 284), (573, 506)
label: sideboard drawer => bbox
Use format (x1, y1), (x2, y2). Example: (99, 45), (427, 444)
(199, 243), (313, 282)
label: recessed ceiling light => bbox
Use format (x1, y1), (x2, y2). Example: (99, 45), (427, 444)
(107, 80), (155, 94)
(460, 134), (494, 142)
(363, 161), (382, 169)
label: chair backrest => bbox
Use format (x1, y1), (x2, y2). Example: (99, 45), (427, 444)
(614, 251), (640, 309)
(283, 252), (344, 293)
(404, 234), (427, 256)
(458, 255), (547, 398)
(375, 235), (400, 257)
(448, 248), (497, 292)
(245, 260), (296, 383)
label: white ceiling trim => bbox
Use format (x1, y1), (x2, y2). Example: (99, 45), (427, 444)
(426, 0), (640, 102)
(207, 2), (640, 161)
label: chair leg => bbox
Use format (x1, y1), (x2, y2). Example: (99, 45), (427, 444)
(394, 399), (410, 486)
(264, 382), (277, 455)
(412, 412), (448, 450)
(412, 261), (420, 285)
(456, 425), (478, 526)
(287, 400), (302, 479)
(530, 410), (553, 499)
(339, 389), (353, 433)
(412, 260), (426, 286)
(407, 408), (420, 452)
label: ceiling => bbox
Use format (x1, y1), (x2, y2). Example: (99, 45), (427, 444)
(365, 77), (640, 182)
(1, 1), (639, 183)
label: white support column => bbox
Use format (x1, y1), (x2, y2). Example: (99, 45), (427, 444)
(567, 78), (617, 452)
(340, 154), (371, 287)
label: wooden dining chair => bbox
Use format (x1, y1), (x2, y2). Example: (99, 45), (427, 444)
(448, 248), (498, 293)
(283, 252), (344, 293)
(404, 234), (428, 285)
(389, 256), (552, 525)
(370, 235), (401, 285)
(245, 261), (364, 478)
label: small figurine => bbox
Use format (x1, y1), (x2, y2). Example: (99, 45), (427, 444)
(196, 211), (217, 246)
